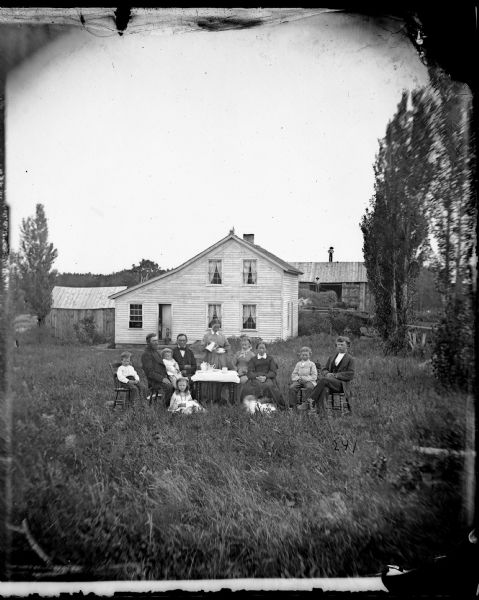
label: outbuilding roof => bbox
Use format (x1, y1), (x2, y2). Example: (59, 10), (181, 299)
(51, 286), (127, 309)
(289, 262), (368, 283)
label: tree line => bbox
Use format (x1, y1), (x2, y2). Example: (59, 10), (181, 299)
(56, 259), (169, 288)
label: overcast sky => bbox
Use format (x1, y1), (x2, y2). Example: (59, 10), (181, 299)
(6, 12), (429, 274)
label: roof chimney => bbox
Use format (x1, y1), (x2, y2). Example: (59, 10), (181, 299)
(243, 233), (255, 244)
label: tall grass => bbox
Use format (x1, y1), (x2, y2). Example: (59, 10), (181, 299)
(9, 332), (468, 579)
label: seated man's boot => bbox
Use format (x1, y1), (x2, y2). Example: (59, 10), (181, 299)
(297, 400), (310, 411)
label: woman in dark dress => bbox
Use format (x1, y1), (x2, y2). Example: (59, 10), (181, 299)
(241, 341), (283, 405)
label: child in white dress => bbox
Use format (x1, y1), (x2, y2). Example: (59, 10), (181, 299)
(161, 348), (182, 387)
(168, 377), (206, 415)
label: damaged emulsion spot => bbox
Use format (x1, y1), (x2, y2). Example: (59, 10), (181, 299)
(196, 17), (263, 32)
(114, 7), (132, 36)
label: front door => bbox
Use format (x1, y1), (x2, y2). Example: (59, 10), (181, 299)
(158, 304), (172, 341)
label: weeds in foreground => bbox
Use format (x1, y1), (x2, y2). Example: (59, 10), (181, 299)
(9, 334), (467, 579)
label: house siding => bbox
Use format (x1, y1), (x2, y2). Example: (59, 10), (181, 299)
(114, 239), (290, 344)
(282, 272), (299, 339)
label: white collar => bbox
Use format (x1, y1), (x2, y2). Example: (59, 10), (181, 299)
(211, 329), (220, 335)
(257, 353), (267, 359)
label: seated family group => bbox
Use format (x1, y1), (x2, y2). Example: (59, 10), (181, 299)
(116, 319), (354, 414)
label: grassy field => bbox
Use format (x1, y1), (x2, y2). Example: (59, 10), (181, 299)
(9, 330), (469, 580)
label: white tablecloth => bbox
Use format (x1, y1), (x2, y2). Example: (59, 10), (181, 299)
(191, 370), (240, 384)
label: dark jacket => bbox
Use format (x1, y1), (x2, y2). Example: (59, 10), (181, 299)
(323, 352), (355, 381)
(172, 346), (198, 377)
(141, 346), (169, 388)
(247, 355), (278, 381)
(323, 352), (355, 397)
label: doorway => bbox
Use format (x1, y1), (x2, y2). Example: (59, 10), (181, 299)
(158, 304), (172, 342)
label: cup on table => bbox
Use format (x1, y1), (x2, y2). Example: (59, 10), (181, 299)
(222, 367), (228, 372)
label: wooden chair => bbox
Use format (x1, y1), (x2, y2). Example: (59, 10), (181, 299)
(297, 386), (314, 404)
(325, 389), (352, 414)
(299, 385), (352, 414)
(109, 362), (132, 410)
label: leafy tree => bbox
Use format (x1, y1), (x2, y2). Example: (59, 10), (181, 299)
(414, 267), (443, 315)
(427, 72), (474, 305)
(425, 70), (475, 390)
(360, 90), (434, 352)
(131, 258), (162, 283)
(16, 204), (58, 325)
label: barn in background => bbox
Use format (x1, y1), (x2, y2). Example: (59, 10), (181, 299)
(46, 286), (127, 342)
(290, 262), (373, 312)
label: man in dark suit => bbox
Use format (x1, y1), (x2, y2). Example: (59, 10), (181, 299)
(141, 333), (174, 405)
(172, 333), (198, 378)
(172, 333), (198, 398)
(297, 336), (354, 410)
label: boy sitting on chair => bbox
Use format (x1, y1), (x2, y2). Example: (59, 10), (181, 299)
(117, 351), (146, 403)
(289, 346), (317, 407)
(297, 336), (354, 411)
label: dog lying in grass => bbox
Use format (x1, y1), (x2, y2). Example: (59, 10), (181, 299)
(242, 394), (277, 414)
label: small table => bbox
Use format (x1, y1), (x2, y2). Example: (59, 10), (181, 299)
(191, 370), (240, 404)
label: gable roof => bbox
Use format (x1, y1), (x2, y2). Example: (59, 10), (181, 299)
(52, 286), (127, 309)
(110, 233), (302, 299)
(290, 262), (368, 283)
(242, 237), (303, 276)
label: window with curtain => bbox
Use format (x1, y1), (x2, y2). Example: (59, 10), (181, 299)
(242, 304), (257, 330)
(243, 259), (257, 284)
(208, 304), (222, 328)
(129, 304), (143, 328)
(208, 260), (222, 284)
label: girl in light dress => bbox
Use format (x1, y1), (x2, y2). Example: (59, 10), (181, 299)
(168, 377), (206, 415)
(161, 347), (182, 387)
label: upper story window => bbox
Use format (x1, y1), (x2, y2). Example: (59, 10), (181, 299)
(129, 304), (142, 328)
(208, 260), (222, 284)
(243, 259), (257, 284)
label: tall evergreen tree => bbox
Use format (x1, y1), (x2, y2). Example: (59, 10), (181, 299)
(428, 73), (474, 303)
(426, 70), (475, 390)
(360, 90), (434, 352)
(16, 204), (58, 325)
